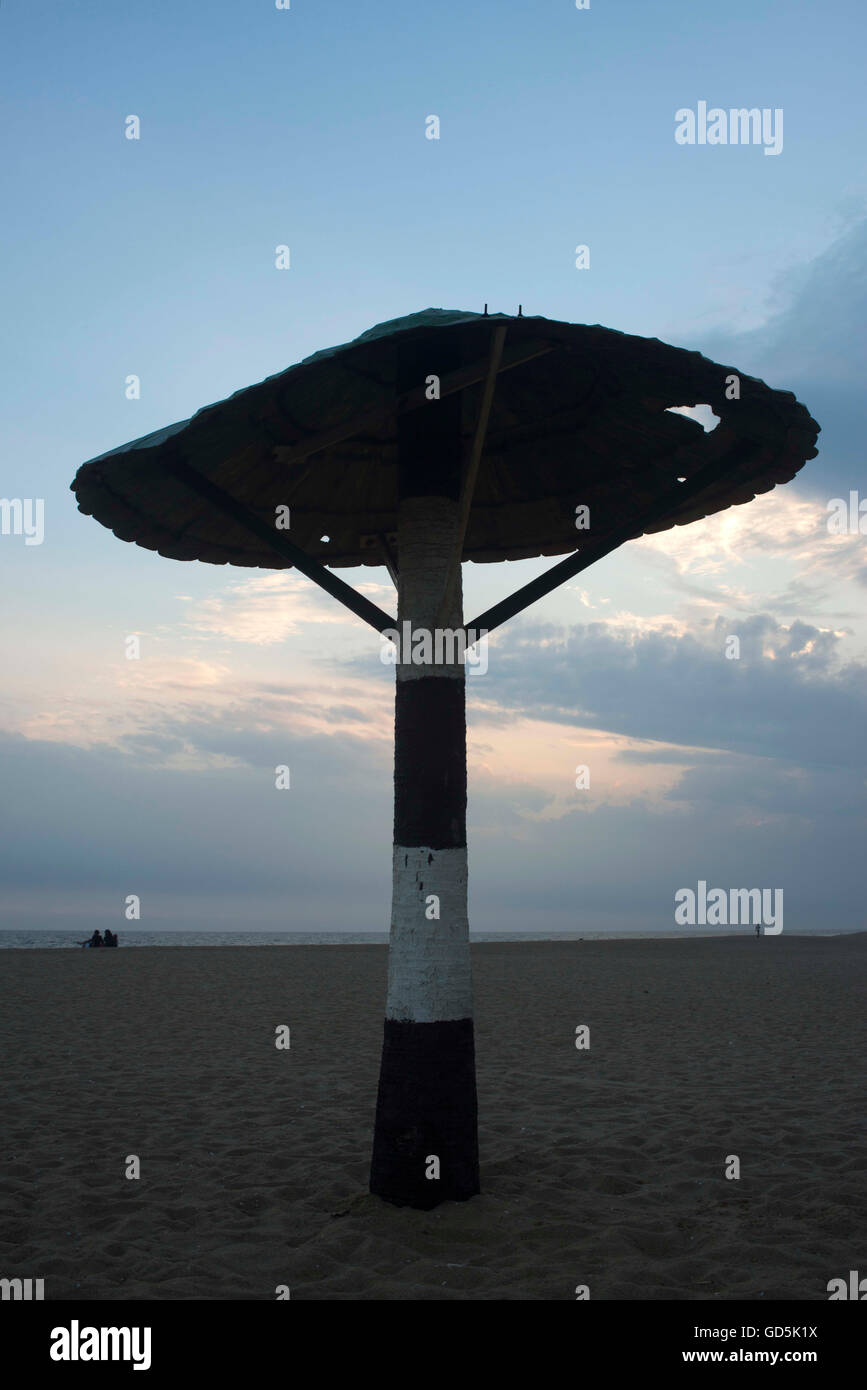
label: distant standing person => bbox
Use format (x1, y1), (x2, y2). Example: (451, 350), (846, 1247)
(755, 922), (762, 938)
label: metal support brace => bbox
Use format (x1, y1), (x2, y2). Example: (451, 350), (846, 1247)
(466, 448), (760, 636)
(162, 454), (396, 634)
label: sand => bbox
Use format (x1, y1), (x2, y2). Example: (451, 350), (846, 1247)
(1, 935), (864, 1300)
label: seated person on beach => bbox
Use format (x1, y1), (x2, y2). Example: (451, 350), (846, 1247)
(77, 930), (104, 948)
(104, 930), (117, 947)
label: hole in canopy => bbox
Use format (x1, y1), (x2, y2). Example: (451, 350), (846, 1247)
(320, 535), (330, 543)
(665, 403), (721, 432)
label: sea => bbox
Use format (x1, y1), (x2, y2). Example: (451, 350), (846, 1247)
(0, 928), (856, 949)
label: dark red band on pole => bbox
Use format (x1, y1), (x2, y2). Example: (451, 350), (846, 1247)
(393, 677), (467, 849)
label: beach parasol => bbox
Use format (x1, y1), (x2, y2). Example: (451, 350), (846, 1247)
(71, 308), (820, 1209)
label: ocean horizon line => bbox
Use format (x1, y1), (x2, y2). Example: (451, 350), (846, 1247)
(0, 927), (860, 949)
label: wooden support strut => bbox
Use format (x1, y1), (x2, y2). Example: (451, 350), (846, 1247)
(157, 336), (557, 640)
(376, 533), (399, 588)
(465, 445), (763, 637)
(435, 324), (508, 629)
(160, 454), (396, 634)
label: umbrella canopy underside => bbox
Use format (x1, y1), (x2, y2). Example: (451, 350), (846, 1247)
(71, 309), (820, 570)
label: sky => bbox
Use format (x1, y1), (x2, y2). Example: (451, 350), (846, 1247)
(1, 0), (865, 935)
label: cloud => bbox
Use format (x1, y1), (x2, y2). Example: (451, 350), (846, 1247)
(720, 218), (867, 388)
(14, 656), (393, 759)
(0, 719), (391, 912)
(479, 612), (867, 771)
(697, 218), (867, 499)
(635, 489), (867, 622)
(7, 225), (866, 935)
(180, 572), (356, 644)
(3, 708), (863, 935)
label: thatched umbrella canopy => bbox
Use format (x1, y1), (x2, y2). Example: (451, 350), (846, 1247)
(71, 308), (819, 1209)
(73, 308), (818, 572)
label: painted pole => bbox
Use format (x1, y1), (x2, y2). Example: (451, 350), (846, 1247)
(369, 342), (480, 1208)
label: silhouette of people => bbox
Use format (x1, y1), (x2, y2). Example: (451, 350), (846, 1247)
(104, 930), (118, 947)
(76, 930), (104, 948)
(755, 922), (762, 938)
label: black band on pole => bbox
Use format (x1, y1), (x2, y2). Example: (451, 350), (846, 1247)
(160, 454), (396, 635)
(370, 1019), (479, 1209)
(394, 677), (467, 848)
